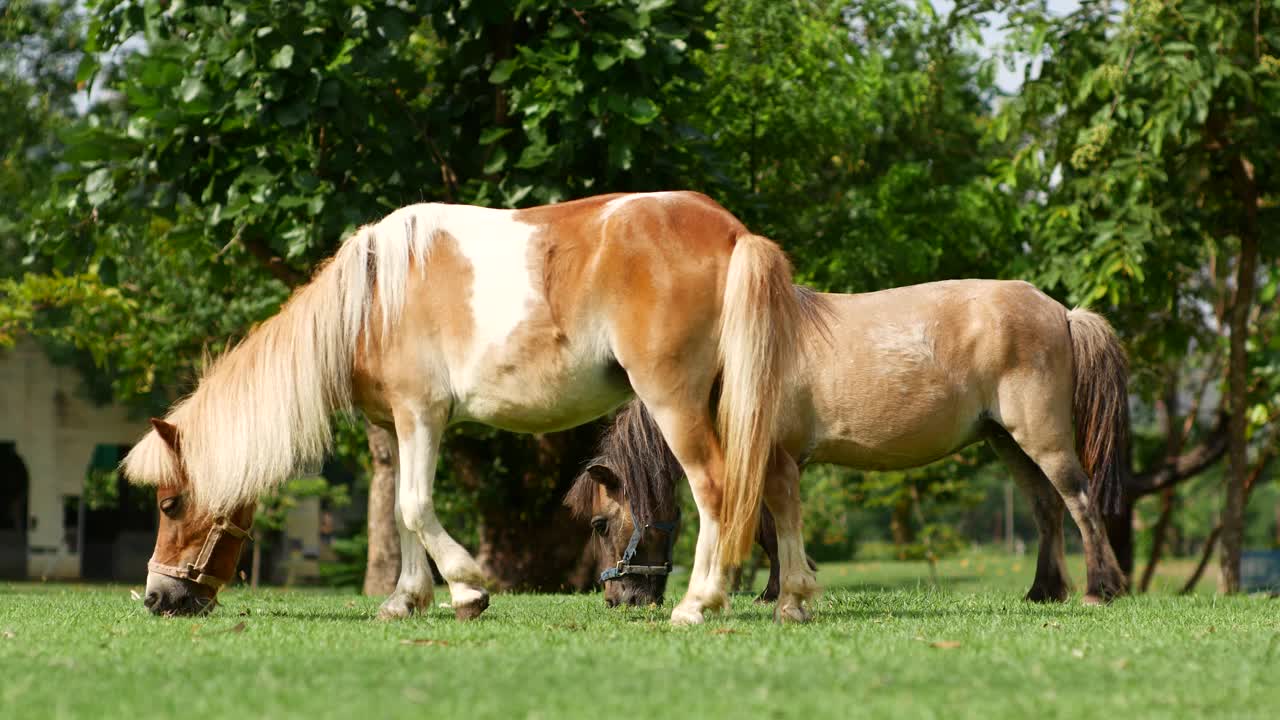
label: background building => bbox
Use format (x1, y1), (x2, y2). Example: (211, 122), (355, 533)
(0, 341), (324, 584)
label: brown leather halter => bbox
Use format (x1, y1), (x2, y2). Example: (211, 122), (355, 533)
(147, 516), (253, 590)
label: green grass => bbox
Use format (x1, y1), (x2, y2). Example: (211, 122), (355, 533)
(3, 551), (1278, 719)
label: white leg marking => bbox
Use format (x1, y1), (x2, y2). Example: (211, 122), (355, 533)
(395, 410), (489, 610)
(378, 498), (436, 620)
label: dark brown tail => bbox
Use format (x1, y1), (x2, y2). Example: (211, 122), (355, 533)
(1067, 309), (1130, 514)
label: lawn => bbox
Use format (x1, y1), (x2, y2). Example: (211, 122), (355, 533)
(2, 551), (1277, 720)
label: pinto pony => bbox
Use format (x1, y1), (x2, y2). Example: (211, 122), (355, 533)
(570, 280), (1131, 622)
(122, 192), (824, 624)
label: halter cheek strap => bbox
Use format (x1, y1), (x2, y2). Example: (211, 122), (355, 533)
(599, 509), (680, 583)
(147, 516), (253, 590)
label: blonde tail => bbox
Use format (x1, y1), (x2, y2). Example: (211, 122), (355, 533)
(716, 234), (819, 563)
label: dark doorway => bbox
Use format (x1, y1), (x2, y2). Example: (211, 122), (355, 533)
(0, 442), (29, 579)
(80, 444), (155, 582)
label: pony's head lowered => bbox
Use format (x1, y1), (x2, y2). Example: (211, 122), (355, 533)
(565, 401), (684, 608)
(121, 228), (378, 615)
(125, 418), (256, 616)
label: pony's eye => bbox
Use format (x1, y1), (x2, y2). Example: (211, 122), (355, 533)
(590, 515), (608, 536)
(159, 495), (184, 518)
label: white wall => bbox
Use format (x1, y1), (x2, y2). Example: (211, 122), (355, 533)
(0, 341), (147, 579)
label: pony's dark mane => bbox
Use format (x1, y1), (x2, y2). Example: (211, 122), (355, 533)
(566, 401), (683, 526)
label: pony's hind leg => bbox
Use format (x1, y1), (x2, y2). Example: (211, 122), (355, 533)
(1005, 429), (1127, 603)
(987, 431), (1071, 603)
(756, 506), (782, 603)
(640, 402), (730, 626)
(393, 405), (491, 620)
(762, 452), (818, 623)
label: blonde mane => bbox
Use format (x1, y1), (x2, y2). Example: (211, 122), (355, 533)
(122, 205), (441, 513)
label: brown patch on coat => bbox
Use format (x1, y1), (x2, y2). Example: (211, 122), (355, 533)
(516, 191), (744, 343)
(353, 229), (476, 420)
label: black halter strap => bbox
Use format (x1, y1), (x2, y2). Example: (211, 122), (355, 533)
(599, 501), (680, 583)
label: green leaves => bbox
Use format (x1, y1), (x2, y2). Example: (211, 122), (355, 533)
(489, 59), (516, 84)
(268, 44), (295, 70)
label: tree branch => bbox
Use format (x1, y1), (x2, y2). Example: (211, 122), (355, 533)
(240, 234), (307, 288)
(1129, 412), (1230, 497)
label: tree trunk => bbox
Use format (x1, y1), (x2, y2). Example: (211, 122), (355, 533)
(1138, 489), (1175, 593)
(1105, 498), (1135, 579)
(451, 425), (600, 591)
(1219, 154), (1259, 594)
(890, 495), (915, 560)
(362, 423), (401, 596)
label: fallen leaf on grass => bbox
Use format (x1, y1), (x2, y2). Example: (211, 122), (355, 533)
(400, 638), (450, 647)
(711, 628), (736, 635)
(930, 641), (961, 649)
(130, 589), (142, 601)
(224, 622), (247, 634)
(1071, 648), (1085, 658)
(1042, 621), (1061, 629)
(2, 630), (14, 640)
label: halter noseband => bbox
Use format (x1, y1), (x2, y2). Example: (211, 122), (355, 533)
(599, 501), (680, 583)
(147, 515), (253, 590)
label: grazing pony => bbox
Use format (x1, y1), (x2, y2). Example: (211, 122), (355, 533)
(121, 192), (825, 625)
(570, 280), (1130, 622)
(566, 402), (814, 608)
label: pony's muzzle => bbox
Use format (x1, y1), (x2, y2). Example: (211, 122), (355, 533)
(144, 572), (216, 616)
(606, 580), (664, 609)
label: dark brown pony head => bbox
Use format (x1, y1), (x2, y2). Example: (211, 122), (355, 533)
(565, 402), (682, 607)
(142, 419), (255, 616)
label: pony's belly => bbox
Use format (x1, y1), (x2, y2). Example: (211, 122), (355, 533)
(807, 392), (986, 470)
(452, 360), (632, 433)
(811, 430), (980, 471)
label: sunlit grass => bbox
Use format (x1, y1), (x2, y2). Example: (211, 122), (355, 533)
(2, 550), (1274, 719)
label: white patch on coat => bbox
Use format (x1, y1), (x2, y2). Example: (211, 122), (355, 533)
(601, 191), (680, 220)
(436, 204), (540, 389)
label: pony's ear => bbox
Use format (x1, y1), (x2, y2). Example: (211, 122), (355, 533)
(586, 464), (619, 490)
(149, 418), (181, 454)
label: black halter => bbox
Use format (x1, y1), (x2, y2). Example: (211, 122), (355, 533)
(599, 501), (680, 583)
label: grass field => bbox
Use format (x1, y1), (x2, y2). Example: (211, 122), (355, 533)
(3, 550), (1278, 720)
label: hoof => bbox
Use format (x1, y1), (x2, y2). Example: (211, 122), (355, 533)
(453, 592), (490, 621)
(670, 605), (704, 626)
(377, 592), (431, 621)
(1081, 593), (1108, 606)
(774, 603), (809, 624)
(1025, 586), (1070, 604)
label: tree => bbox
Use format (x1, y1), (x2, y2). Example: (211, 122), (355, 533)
(998, 0), (1279, 591)
(5, 0), (715, 591)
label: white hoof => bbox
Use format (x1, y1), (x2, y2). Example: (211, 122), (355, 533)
(377, 591), (428, 621)
(670, 605), (705, 626)
(774, 603), (809, 624)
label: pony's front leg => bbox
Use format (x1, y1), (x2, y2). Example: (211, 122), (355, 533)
(377, 487), (436, 620)
(393, 407), (491, 621)
(762, 453), (818, 623)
